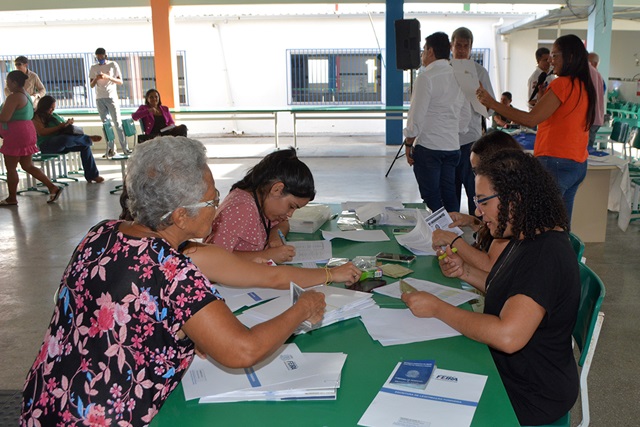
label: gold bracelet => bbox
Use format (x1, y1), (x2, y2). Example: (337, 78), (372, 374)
(324, 266), (333, 285)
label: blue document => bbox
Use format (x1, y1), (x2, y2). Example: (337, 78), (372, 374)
(390, 360), (436, 390)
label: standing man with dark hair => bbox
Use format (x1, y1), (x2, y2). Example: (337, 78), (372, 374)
(404, 32), (469, 213)
(4, 56), (46, 106)
(89, 47), (129, 157)
(451, 27), (494, 215)
(527, 47), (555, 109)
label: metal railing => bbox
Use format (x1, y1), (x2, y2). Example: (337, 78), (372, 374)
(0, 51), (188, 109)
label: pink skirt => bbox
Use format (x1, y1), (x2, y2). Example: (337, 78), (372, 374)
(0, 120), (39, 157)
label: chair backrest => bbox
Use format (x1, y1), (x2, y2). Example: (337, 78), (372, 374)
(122, 118), (137, 137)
(629, 127), (640, 151)
(610, 120), (629, 143)
(568, 232), (585, 262)
(573, 262), (606, 367)
(102, 120), (116, 142)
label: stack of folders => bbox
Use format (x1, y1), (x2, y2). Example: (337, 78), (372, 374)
(237, 284), (376, 334)
(214, 283), (287, 313)
(359, 360), (487, 427)
(182, 343), (347, 403)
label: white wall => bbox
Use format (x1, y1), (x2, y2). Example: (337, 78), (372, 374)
(2, 11), (638, 135)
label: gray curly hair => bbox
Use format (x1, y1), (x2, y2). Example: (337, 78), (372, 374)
(125, 136), (209, 231)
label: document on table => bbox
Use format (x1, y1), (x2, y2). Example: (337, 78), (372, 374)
(214, 284), (287, 312)
(182, 343), (347, 403)
(395, 209), (436, 255)
(341, 201), (404, 211)
(425, 207), (464, 236)
(373, 277), (478, 307)
(284, 240), (332, 264)
(321, 229), (390, 242)
(359, 306), (461, 346)
(238, 284), (376, 334)
(451, 59), (489, 117)
(359, 365), (487, 427)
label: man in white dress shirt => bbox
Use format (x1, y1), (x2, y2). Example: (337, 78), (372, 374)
(404, 32), (469, 213)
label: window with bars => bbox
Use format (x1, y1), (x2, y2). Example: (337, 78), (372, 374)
(288, 49), (383, 105)
(0, 51), (188, 109)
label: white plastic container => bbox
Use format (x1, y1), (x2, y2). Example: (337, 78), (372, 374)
(289, 204), (331, 233)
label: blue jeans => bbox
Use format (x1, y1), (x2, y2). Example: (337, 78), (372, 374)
(412, 145), (461, 213)
(39, 134), (101, 181)
(455, 142), (475, 214)
(537, 156), (587, 222)
(96, 97), (126, 151)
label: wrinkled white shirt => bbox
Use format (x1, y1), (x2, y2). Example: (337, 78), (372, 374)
(403, 59), (469, 151)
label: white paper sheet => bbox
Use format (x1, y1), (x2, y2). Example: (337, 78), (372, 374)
(321, 229), (390, 242)
(341, 201), (404, 211)
(182, 344), (307, 401)
(395, 209), (436, 255)
(359, 365), (487, 427)
(451, 59), (489, 117)
(374, 278), (478, 307)
(283, 240), (333, 264)
(214, 284), (287, 312)
(425, 207), (464, 236)
(359, 307), (461, 346)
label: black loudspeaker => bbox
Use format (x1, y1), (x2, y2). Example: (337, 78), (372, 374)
(395, 19), (421, 70)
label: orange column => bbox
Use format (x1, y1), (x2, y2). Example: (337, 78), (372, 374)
(151, 0), (176, 108)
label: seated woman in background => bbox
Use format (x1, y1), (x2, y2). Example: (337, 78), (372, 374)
(33, 95), (104, 183)
(21, 136), (326, 426)
(403, 149), (580, 426)
(132, 88), (187, 142)
(431, 131), (522, 274)
(204, 148), (315, 264)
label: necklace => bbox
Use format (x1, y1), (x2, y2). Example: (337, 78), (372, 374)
(485, 240), (521, 293)
(252, 190), (271, 249)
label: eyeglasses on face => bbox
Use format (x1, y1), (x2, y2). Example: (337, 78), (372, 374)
(473, 193), (499, 210)
(160, 189), (220, 221)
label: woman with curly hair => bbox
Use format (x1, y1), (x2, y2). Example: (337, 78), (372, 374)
(403, 150), (580, 426)
(476, 34), (596, 222)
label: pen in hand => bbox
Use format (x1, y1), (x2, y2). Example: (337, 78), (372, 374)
(277, 229), (287, 245)
(437, 247), (458, 261)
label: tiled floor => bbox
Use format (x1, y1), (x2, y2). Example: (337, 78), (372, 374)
(1, 134), (639, 425)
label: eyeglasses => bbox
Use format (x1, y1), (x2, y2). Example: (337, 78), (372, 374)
(160, 189), (220, 221)
(473, 193), (499, 213)
(550, 52), (561, 59)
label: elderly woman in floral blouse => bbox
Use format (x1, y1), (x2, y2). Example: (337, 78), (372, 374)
(20, 136), (326, 426)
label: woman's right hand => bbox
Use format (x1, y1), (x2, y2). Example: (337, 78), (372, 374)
(265, 244), (296, 264)
(296, 291), (326, 325)
(432, 229), (458, 250)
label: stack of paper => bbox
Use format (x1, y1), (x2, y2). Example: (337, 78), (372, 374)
(373, 278), (478, 307)
(359, 362), (487, 427)
(237, 284), (376, 334)
(359, 306), (461, 346)
(214, 284), (287, 313)
(182, 343), (347, 403)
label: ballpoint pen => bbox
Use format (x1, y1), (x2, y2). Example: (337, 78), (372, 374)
(277, 229), (287, 245)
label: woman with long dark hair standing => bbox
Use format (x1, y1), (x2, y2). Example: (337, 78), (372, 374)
(477, 34), (596, 221)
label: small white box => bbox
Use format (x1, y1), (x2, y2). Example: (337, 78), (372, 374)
(289, 204), (331, 234)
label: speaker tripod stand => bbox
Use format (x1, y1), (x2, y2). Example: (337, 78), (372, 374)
(385, 70), (416, 177)
(385, 140), (407, 177)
